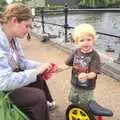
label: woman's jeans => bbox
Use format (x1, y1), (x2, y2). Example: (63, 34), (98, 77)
(9, 76), (51, 120)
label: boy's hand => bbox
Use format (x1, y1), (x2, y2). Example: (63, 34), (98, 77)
(55, 64), (69, 73)
(78, 72), (87, 80)
(87, 72), (97, 79)
(36, 63), (52, 75)
(78, 72), (97, 80)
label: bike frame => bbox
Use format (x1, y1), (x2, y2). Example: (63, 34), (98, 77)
(96, 116), (103, 120)
(66, 102), (113, 120)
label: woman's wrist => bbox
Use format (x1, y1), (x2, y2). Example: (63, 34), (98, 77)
(34, 69), (39, 75)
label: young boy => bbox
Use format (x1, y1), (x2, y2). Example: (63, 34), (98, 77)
(57, 23), (101, 106)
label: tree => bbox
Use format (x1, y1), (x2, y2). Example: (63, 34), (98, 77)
(0, 0), (7, 6)
(78, 0), (120, 8)
(12, 0), (31, 3)
(0, 0), (8, 11)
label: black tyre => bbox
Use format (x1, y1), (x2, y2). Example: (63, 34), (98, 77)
(65, 104), (95, 120)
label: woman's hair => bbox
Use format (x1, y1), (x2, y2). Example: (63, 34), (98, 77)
(0, 3), (33, 24)
(72, 23), (96, 44)
(0, 11), (3, 23)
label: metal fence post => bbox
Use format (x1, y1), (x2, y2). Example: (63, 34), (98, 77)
(64, 3), (69, 42)
(41, 8), (45, 33)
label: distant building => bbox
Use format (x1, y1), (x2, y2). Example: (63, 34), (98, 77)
(47, 0), (78, 8)
(48, 0), (65, 4)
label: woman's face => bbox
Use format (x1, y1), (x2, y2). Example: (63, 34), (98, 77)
(11, 18), (32, 38)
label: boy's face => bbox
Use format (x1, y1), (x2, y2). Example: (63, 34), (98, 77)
(76, 34), (94, 53)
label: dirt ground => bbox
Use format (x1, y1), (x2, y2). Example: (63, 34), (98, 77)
(21, 36), (120, 120)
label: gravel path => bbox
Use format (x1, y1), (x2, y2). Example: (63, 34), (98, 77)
(22, 36), (120, 120)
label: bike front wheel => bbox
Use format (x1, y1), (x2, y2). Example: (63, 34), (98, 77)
(65, 104), (96, 120)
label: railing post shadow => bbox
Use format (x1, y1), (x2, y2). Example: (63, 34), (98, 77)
(40, 8), (49, 42)
(114, 53), (120, 64)
(64, 3), (69, 42)
(41, 7), (45, 33)
(113, 40), (120, 64)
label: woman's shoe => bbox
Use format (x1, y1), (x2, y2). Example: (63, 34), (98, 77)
(47, 101), (58, 111)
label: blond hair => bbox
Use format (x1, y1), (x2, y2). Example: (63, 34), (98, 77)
(72, 23), (96, 44)
(0, 3), (33, 24)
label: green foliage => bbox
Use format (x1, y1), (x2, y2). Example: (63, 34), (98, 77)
(0, 0), (7, 5)
(0, 0), (7, 11)
(12, 0), (31, 3)
(77, 0), (120, 8)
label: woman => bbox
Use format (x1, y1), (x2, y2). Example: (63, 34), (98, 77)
(0, 3), (54, 120)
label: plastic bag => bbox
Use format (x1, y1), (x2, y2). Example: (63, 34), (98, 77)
(40, 63), (56, 80)
(0, 92), (29, 120)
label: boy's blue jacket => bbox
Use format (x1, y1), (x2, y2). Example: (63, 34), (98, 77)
(0, 26), (40, 91)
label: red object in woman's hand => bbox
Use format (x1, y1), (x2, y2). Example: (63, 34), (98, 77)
(40, 63), (56, 80)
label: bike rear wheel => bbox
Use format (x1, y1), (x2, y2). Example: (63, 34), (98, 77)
(66, 104), (95, 120)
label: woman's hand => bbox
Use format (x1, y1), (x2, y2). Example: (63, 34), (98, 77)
(37, 63), (57, 80)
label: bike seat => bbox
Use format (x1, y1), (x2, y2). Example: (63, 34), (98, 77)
(88, 100), (113, 117)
